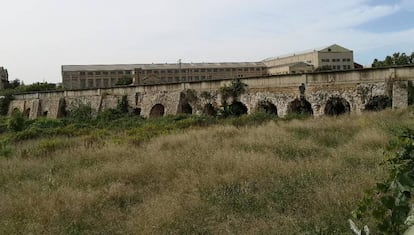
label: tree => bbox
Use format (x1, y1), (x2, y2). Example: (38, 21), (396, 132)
(372, 52), (414, 68)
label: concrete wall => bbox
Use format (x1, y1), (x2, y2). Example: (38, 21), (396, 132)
(9, 66), (414, 119)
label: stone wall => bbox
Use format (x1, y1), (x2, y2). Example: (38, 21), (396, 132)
(8, 66), (414, 119)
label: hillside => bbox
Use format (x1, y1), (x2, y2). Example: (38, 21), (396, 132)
(1, 109), (413, 234)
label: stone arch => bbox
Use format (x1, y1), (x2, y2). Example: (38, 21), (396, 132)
(324, 97), (350, 116)
(12, 108), (20, 115)
(202, 103), (217, 116)
(229, 101), (248, 116)
(149, 104), (165, 118)
(287, 98), (313, 115)
(24, 108), (30, 118)
(256, 100), (278, 115)
(365, 95), (392, 111)
(57, 99), (67, 118)
(177, 102), (192, 114)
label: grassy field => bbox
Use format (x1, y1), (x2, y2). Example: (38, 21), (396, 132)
(1, 108), (413, 234)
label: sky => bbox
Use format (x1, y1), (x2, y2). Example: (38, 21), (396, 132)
(0, 0), (413, 84)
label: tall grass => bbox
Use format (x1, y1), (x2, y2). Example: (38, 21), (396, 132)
(0, 108), (413, 234)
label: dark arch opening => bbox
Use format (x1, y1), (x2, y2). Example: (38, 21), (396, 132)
(149, 104), (165, 118)
(43, 111), (48, 117)
(229, 101), (248, 117)
(324, 97), (350, 116)
(24, 108), (30, 118)
(287, 98), (313, 115)
(133, 108), (142, 116)
(12, 108), (20, 115)
(177, 102), (192, 114)
(365, 95), (392, 111)
(203, 103), (217, 116)
(256, 100), (278, 115)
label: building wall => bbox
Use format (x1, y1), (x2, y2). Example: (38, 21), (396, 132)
(62, 64), (267, 90)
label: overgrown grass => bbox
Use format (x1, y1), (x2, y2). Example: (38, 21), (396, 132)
(0, 108), (413, 234)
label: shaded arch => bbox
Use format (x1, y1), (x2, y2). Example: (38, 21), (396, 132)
(202, 103), (217, 116)
(324, 97), (350, 116)
(256, 100), (278, 115)
(149, 104), (165, 118)
(177, 102), (192, 114)
(365, 95), (392, 111)
(229, 101), (248, 116)
(287, 98), (313, 115)
(24, 108), (30, 118)
(12, 108), (20, 115)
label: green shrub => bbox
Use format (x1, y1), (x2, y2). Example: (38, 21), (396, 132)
(68, 103), (94, 122)
(8, 110), (25, 132)
(353, 129), (414, 234)
(0, 140), (13, 158)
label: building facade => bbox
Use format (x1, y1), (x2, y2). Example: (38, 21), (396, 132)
(61, 44), (354, 89)
(263, 44), (354, 74)
(62, 62), (267, 90)
(0, 67), (9, 89)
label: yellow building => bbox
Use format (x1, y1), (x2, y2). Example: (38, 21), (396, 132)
(263, 44), (354, 74)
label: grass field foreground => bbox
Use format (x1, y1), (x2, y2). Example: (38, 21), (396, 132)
(1, 108), (414, 234)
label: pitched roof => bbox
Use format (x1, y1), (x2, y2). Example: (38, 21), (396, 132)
(262, 44), (352, 61)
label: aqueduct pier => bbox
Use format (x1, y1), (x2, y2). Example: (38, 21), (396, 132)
(8, 66), (414, 119)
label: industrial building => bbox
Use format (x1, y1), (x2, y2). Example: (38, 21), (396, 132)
(0, 67), (9, 89)
(61, 44), (355, 89)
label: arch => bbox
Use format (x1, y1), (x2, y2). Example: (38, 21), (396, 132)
(256, 100), (278, 115)
(365, 95), (392, 111)
(287, 98), (313, 115)
(12, 108), (20, 115)
(177, 102), (192, 114)
(133, 108), (142, 116)
(42, 111), (48, 117)
(202, 103), (217, 116)
(229, 101), (248, 116)
(149, 104), (165, 118)
(324, 97), (350, 116)
(24, 108), (30, 118)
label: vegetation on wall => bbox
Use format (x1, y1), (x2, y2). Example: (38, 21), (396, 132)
(115, 76), (133, 86)
(218, 79), (248, 117)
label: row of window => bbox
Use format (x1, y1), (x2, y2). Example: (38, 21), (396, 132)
(321, 58), (351, 63)
(142, 67), (262, 74)
(77, 71), (132, 76)
(330, 65), (352, 70)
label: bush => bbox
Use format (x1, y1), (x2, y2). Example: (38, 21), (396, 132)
(67, 103), (94, 122)
(0, 140), (13, 158)
(8, 110), (25, 132)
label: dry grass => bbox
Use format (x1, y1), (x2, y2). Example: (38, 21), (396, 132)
(1, 108), (414, 234)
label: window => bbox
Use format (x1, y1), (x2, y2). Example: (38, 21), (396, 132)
(95, 72), (101, 75)
(256, 68), (261, 71)
(207, 69), (211, 72)
(80, 72), (85, 75)
(118, 71), (123, 75)
(200, 69), (205, 72)
(103, 72), (108, 75)
(88, 72), (93, 76)
(110, 71), (116, 75)
(161, 70), (165, 74)
(201, 76), (206, 79)
(213, 69), (218, 72)
(194, 69), (199, 72)
(126, 71), (131, 75)
(226, 68), (231, 72)
(244, 68), (248, 71)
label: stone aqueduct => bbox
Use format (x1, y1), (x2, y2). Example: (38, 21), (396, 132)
(8, 66), (414, 119)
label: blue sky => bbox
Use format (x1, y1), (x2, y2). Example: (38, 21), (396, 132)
(0, 0), (413, 84)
